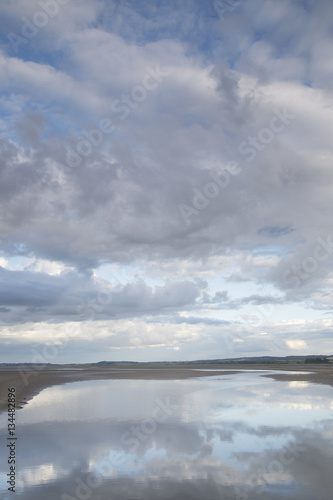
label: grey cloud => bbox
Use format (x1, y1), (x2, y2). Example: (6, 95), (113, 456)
(0, 267), (66, 308)
(109, 279), (202, 313)
(15, 110), (48, 146)
(0, 42), (330, 275)
(0, 267), (216, 324)
(0, 0), (332, 359)
(210, 63), (253, 127)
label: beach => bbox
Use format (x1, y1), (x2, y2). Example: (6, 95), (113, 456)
(0, 363), (332, 415)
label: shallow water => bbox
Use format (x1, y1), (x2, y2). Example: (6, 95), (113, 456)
(1, 370), (333, 499)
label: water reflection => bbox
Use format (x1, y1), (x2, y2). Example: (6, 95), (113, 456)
(0, 371), (332, 499)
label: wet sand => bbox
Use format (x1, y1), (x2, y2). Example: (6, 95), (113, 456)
(0, 363), (332, 415)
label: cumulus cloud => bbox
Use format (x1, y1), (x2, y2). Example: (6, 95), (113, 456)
(0, 0), (332, 361)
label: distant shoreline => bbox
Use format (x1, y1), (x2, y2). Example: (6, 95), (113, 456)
(0, 363), (332, 415)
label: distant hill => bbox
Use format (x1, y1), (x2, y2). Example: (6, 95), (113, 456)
(188, 355), (332, 364)
(96, 361), (139, 365)
(1, 355), (332, 367)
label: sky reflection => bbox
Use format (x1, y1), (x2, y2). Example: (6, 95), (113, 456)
(0, 372), (332, 500)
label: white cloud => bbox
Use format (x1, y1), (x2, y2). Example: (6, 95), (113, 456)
(0, 0), (332, 361)
(286, 339), (308, 351)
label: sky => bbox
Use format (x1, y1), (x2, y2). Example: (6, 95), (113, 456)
(0, 0), (332, 363)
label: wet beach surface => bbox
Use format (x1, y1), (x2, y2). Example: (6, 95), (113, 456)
(1, 363), (333, 414)
(1, 367), (333, 499)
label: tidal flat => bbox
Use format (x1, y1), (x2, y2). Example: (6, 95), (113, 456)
(0, 364), (333, 499)
(1, 363), (333, 415)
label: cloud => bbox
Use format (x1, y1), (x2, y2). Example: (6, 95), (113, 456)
(0, 0), (332, 361)
(286, 340), (308, 351)
(0, 263), (230, 326)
